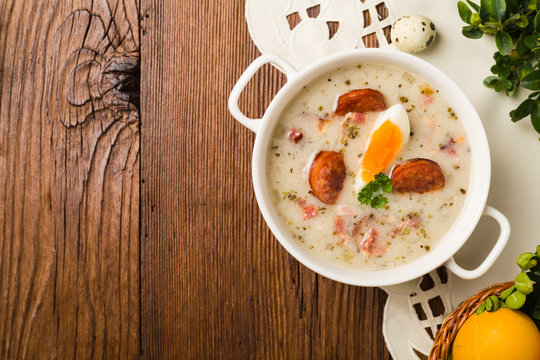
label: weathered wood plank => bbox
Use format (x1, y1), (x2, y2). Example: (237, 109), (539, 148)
(0, 1), (140, 358)
(140, 1), (391, 359)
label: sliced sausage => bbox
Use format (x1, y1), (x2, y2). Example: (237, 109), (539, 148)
(309, 151), (347, 204)
(333, 89), (386, 116)
(391, 158), (445, 193)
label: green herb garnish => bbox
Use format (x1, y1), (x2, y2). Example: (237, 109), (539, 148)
(358, 173), (393, 209)
(457, 0), (540, 133)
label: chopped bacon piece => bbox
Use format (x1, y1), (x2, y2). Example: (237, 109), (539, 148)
(392, 213), (421, 236)
(353, 215), (373, 244)
(440, 137), (457, 155)
(302, 206), (317, 219)
(335, 216), (349, 246)
(422, 96), (434, 106)
(360, 228), (383, 256)
(408, 216), (420, 228)
(287, 129), (303, 143)
(296, 199), (318, 219)
(335, 217), (345, 233)
(391, 225), (402, 236)
(351, 215), (387, 256)
(351, 112), (366, 124)
(334, 89), (387, 116)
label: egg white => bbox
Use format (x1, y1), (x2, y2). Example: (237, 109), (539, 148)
(353, 104), (410, 193)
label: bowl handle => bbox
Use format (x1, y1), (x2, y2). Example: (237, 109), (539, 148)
(228, 55), (297, 133)
(445, 205), (510, 280)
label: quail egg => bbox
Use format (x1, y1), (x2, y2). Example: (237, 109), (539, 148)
(391, 14), (437, 53)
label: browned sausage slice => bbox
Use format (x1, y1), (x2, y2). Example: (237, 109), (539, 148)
(333, 89), (387, 116)
(391, 158), (445, 194)
(309, 151), (347, 204)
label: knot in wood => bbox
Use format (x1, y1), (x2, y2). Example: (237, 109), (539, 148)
(100, 52), (140, 111)
(48, 9), (140, 128)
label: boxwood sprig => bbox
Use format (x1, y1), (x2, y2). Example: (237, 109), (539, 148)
(457, 0), (540, 133)
(475, 245), (540, 330)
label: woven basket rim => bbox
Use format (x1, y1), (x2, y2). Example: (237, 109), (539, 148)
(428, 281), (514, 360)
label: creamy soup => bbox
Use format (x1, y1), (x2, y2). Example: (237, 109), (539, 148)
(267, 63), (471, 271)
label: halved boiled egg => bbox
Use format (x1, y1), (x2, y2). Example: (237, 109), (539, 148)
(354, 104), (410, 192)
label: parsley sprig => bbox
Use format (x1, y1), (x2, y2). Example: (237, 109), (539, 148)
(358, 173), (393, 209)
(457, 0), (540, 133)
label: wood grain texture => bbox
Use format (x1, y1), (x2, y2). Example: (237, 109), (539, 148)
(0, 1), (140, 359)
(1, 0), (394, 358)
(141, 1), (391, 359)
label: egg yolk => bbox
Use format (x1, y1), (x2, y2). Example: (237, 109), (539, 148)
(360, 119), (404, 183)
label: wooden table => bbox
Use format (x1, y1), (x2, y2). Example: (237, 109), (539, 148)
(0, 1), (391, 358)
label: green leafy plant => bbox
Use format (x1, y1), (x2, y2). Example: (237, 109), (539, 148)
(358, 173), (392, 209)
(457, 0), (540, 133)
(475, 245), (540, 329)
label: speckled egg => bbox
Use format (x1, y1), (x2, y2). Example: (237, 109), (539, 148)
(391, 14), (437, 53)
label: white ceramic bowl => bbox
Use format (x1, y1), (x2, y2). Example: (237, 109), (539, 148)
(229, 49), (510, 287)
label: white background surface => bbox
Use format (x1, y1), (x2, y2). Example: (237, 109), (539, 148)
(388, 0), (540, 305)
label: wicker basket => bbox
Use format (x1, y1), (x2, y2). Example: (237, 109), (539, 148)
(428, 281), (514, 360)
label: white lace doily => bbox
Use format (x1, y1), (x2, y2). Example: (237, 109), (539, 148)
(382, 269), (453, 359)
(245, 0), (394, 70)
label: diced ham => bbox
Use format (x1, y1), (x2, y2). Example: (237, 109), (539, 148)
(337, 204), (354, 216)
(340, 112), (365, 136)
(360, 228), (385, 256)
(335, 216), (349, 246)
(296, 199), (318, 220)
(302, 206), (317, 219)
(392, 213), (421, 235)
(408, 215), (420, 228)
(287, 129), (303, 143)
(422, 96), (434, 106)
(351, 112), (366, 124)
(440, 137), (457, 155)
